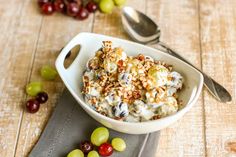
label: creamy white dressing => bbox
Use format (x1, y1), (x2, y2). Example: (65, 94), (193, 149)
(167, 71), (183, 89)
(83, 42), (184, 122)
(84, 70), (94, 81)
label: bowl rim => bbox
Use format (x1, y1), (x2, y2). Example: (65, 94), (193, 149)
(56, 32), (204, 127)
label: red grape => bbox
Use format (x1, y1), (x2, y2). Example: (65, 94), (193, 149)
(65, 0), (82, 8)
(41, 2), (54, 15)
(54, 0), (65, 12)
(38, 0), (49, 7)
(76, 7), (89, 20)
(26, 99), (40, 113)
(67, 2), (80, 16)
(79, 141), (94, 154)
(86, 1), (98, 13)
(98, 143), (113, 156)
(36, 92), (48, 104)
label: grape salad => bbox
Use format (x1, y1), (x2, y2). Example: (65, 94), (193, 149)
(82, 41), (184, 122)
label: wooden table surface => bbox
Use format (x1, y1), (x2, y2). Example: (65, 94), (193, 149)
(0, 0), (236, 156)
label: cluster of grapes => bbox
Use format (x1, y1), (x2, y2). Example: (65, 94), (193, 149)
(38, 0), (126, 20)
(67, 127), (126, 157)
(25, 65), (58, 113)
(38, 0), (98, 20)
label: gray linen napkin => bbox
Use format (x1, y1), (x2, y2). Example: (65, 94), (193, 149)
(29, 90), (160, 157)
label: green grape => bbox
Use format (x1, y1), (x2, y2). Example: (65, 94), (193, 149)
(91, 127), (109, 146)
(148, 67), (157, 78)
(111, 137), (126, 152)
(67, 149), (84, 157)
(87, 150), (99, 157)
(26, 82), (43, 96)
(113, 0), (126, 6)
(99, 0), (114, 14)
(40, 65), (57, 80)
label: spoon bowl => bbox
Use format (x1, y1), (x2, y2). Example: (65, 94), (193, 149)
(122, 7), (160, 43)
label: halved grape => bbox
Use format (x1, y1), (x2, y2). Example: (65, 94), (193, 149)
(87, 150), (99, 157)
(111, 137), (126, 152)
(67, 149), (84, 157)
(40, 65), (57, 80)
(148, 66), (157, 78)
(99, 0), (114, 14)
(26, 82), (43, 96)
(91, 127), (109, 146)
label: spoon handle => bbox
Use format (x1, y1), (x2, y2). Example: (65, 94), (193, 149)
(156, 41), (232, 103)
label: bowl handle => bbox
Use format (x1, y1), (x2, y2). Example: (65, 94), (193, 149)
(55, 37), (83, 77)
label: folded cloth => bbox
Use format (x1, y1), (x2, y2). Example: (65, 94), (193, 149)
(29, 90), (160, 157)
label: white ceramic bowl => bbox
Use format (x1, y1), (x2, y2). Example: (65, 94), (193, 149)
(55, 32), (203, 134)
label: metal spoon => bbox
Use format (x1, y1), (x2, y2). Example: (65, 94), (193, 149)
(121, 6), (232, 103)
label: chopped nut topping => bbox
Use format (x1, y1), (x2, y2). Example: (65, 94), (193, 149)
(82, 41), (184, 122)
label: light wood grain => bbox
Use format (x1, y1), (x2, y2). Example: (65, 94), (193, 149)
(92, 0), (146, 38)
(14, 4), (94, 157)
(0, 0), (43, 156)
(146, 0), (205, 156)
(0, 0), (235, 156)
(199, 0), (236, 156)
